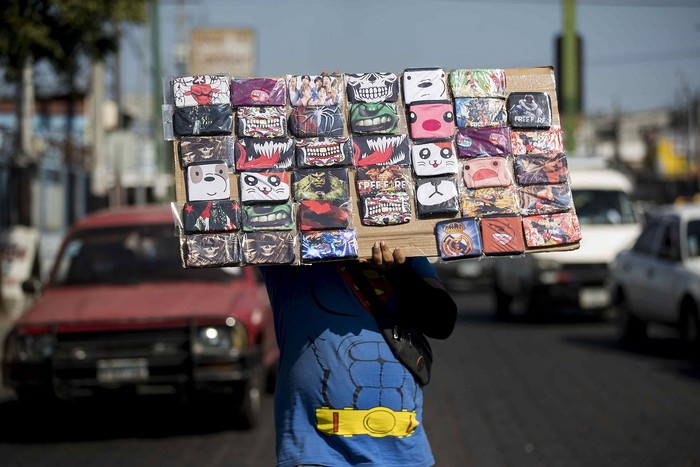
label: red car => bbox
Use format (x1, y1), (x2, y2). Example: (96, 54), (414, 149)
(2, 205), (278, 427)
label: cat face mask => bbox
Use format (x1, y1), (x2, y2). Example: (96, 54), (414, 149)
(239, 171), (290, 204)
(411, 141), (458, 176)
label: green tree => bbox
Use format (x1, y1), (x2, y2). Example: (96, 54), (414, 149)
(1, 0), (147, 88)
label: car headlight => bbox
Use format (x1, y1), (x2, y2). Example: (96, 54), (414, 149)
(6, 332), (55, 362)
(194, 319), (248, 354)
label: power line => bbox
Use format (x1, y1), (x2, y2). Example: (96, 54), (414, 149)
(449, 0), (700, 7)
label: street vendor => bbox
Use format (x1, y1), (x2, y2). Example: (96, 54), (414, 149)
(261, 241), (457, 467)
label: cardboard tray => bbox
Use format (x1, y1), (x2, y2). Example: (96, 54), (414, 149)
(172, 66), (580, 260)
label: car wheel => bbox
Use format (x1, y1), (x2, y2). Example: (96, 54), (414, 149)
(680, 302), (700, 355)
(616, 294), (647, 344)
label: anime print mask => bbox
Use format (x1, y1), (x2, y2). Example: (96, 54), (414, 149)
(456, 127), (511, 158)
(185, 162), (231, 201)
(239, 171), (290, 204)
(349, 103), (399, 135)
(360, 191), (412, 226)
(356, 165), (408, 195)
(183, 200), (240, 233)
(434, 219), (483, 260)
(513, 152), (569, 186)
(173, 104), (233, 137)
(454, 98), (507, 129)
(345, 72), (399, 103)
(236, 106), (287, 138)
(415, 176), (460, 217)
(462, 157), (513, 189)
(293, 168), (349, 201)
(460, 186), (519, 217)
(234, 137), (295, 171)
(407, 102), (455, 140)
(241, 202), (294, 231)
(352, 134), (410, 167)
(449, 69), (507, 98)
(507, 92), (552, 129)
(178, 135), (235, 169)
(242, 231), (296, 265)
(301, 229), (358, 262)
(522, 212), (582, 248)
(519, 183), (573, 215)
(480, 216), (525, 255)
(288, 74), (343, 107)
(184, 233), (240, 268)
(295, 137), (352, 168)
(402, 68), (447, 104)
(298, 199), (351, 231)
(411, 141), (458, 177)
(288, 105), (345, 138)
(230, 77), (286, 106)
(510, 127), (563, 156)
(172, 75), (230, 107)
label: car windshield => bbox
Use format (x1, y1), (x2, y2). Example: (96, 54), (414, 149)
(572, 189), (637, 225)
(52, 223), (243, 286)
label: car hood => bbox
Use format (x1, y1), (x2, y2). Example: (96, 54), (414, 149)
(538, 223), (641, 264)
(16, 281), (258, 328)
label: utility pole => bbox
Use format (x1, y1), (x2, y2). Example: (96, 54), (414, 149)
(150, 0), (165, 199)
(562, 0), (579, 153)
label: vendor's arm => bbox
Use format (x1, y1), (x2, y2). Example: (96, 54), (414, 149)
(361, 241), (457, 339)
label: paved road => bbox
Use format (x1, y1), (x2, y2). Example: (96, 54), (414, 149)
(1, 291), (699, 467)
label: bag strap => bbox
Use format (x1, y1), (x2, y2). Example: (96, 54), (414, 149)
(345, 263), (394, 319)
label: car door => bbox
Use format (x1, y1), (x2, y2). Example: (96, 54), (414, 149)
(621, 218), (664, 316)
(642, 217), (681, 322)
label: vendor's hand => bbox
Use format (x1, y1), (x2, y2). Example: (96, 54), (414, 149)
(359, 241), (406, 269)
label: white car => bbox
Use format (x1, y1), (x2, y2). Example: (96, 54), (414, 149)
(609, 203), (700, 350)
(492, 164), (641, 317)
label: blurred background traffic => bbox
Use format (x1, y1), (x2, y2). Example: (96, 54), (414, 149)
(1, 0), (700, 416)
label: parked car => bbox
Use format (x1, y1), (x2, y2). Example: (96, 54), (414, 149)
(609, 203), (700, 351)
(492, 163), (642, 318)
(1, 205), (278, 427)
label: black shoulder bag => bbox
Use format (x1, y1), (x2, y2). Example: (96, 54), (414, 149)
(347, 264), (433, 386)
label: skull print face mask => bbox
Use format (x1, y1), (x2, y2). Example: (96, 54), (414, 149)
(345, 72), (399, 103)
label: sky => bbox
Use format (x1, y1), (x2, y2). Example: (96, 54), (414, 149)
(118, 0), (700, 115)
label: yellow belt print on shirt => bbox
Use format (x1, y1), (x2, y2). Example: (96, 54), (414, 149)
(316, 406), (419, 438)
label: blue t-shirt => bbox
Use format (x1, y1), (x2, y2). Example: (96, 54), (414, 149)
(261, 258), (439, 467)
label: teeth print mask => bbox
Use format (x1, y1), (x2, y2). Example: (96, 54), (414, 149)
(346, 72), (399, 103)
(360, 191), (412, 226)
(295, 137), (352, 168)
(234, 137), (294, 171)
(352, 134), (410, 167)
(236, 106), (287, 138)
(241, 202), (295, 231)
